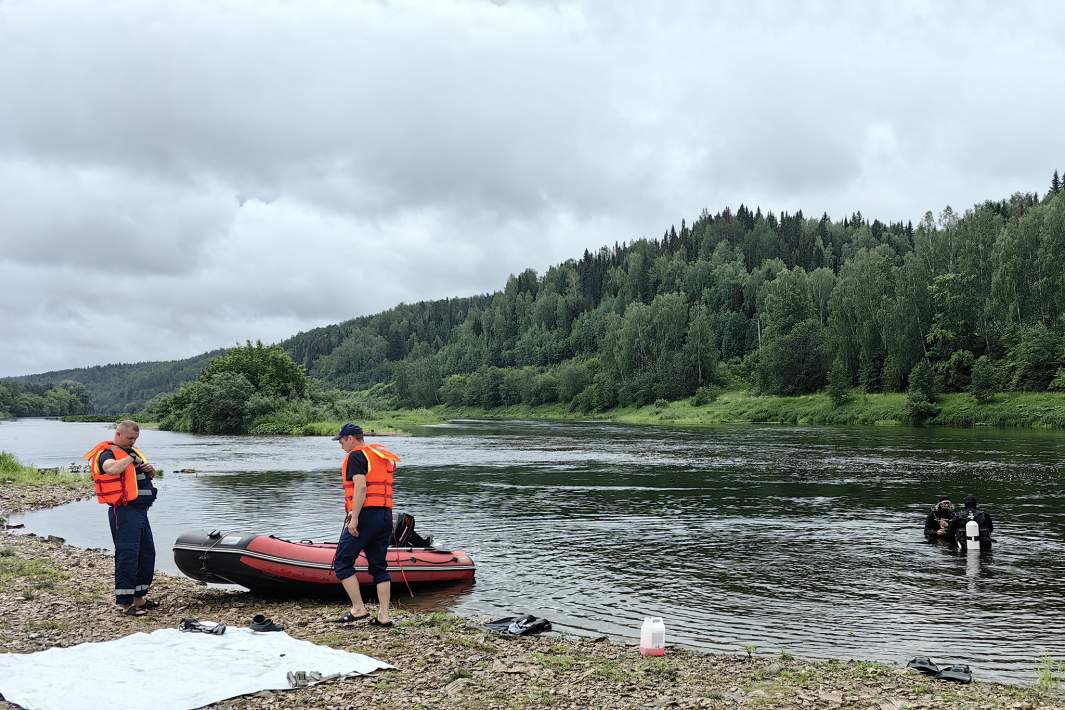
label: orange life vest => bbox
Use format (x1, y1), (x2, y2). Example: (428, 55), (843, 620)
(82, 441), (144, 506)
(341, 443), (400, 512)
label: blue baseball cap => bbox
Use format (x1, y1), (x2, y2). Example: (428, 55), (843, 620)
(332, 423), (364, 440)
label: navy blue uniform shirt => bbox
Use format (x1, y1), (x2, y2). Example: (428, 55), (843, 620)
(97, 448), (157, 508)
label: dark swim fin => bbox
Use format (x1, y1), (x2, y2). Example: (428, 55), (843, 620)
(906, 656), (941, 675)
(484, 614), (552, 636)
(936, 664), (973, 684)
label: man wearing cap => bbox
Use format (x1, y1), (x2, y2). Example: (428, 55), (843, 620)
(331, 423), (401, 627)
(923, 495), (954, 540)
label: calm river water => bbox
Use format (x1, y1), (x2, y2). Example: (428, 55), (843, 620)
(4, 417), (1064, 683)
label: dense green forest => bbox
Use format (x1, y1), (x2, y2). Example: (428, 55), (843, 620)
(0, 380), (93, 419)
(281, 178), (1065, 421)
(5, 173), (1065, 428)
(3, 351), (222, 417)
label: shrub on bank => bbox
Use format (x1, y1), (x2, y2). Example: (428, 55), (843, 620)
(933, 392), (1065, 428)
(0, 451), (89, 490)
(0, 451), (32, 476)
(440, 389), (1065, 430)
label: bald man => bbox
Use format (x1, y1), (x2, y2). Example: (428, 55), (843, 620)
(85, 420), (159, 615)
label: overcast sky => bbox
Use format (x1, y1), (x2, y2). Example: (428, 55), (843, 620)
(2, 0), (1064, 377)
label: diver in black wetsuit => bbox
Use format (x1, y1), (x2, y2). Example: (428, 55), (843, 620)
(947, 494), (993, 552)
(924, 494), (954, 540)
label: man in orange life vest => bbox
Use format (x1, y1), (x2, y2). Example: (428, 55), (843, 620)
(82, 420), (159, 616)
(332, 423), (401, 627)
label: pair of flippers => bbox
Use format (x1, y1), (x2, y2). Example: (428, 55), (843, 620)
(906, 656), (973, 683)
(179, 618), (226, 635)
(484, 614), (552, 636)
(287, 670), (340, 688)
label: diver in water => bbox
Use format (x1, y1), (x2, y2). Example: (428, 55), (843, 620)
(923, 495), (954, 540)
(947, 494), (993, 552)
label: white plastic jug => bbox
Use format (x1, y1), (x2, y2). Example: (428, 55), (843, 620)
(639, 617), (666, 656)
(965, 520), (980, 543)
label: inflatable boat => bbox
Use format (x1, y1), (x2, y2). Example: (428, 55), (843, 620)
(173, 530), (475, 597)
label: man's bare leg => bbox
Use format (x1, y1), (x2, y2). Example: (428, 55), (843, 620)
(341, 576), (369, 617)
(376, 580), (391, 623)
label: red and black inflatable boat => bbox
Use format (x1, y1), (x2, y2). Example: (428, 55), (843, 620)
(173, 530), (475, 597)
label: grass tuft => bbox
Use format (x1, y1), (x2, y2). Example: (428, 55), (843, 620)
(593, 661), (625, 681)
(0, 451), (91, 490)
(1036, 653), (1064, 694)
(533, 651), (578, 671)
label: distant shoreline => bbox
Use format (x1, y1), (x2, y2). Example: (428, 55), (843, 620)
(430, 390), (1065, 431)
(42, 389), (1065, 437)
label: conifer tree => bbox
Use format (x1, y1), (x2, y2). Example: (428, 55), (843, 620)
(1052, 169), (1062, 194)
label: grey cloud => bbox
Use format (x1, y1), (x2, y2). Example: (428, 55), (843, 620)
(2, 0), (1065, 376)
(1, 1), (658, 219)
(0, 160), (234, 274)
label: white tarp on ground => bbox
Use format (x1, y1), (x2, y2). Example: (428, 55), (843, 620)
(0, 626), (392, 710)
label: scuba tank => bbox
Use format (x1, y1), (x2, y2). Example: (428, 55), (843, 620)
(964, 511), (980, 552)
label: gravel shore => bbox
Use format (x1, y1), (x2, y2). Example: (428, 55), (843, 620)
(1, 489), (1064, 708)
(0, 471), (92, 520)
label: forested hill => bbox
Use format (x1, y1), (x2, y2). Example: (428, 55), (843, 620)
(6, 175), (1065, 416)
(4, 351), (223, 415)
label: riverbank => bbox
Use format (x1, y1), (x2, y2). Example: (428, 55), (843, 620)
(292, 408), (442, 437)
(59, 414), (156, 425)
(50, 389), (1065, 437)
(430, 390), (1065, 430)
(1, 532), (1061, 709)
(0, 451), (92, 519)
(58, 410), (440, 437)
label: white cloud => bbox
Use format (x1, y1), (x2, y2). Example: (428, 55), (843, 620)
(1, 0), (1064, 375)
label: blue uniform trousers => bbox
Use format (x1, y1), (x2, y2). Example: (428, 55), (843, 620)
(108, 505), (155, 605)
(333, 507), (393, 585)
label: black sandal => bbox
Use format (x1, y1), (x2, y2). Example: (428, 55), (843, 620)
(137, 599), (161, 610)
(334, 611), (370, 624)
(368, 618), (394, 628)
(249, 614), (284, 632)
(118, 605), (147, 617)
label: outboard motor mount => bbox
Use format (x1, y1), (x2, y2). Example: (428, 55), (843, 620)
(392, 512), (434, 548)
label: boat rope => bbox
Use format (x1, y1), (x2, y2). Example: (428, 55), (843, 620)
(199, 530), (228, 574)
(391, 529), (415, 599)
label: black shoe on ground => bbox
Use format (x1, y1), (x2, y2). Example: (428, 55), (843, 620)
(249, 613), (283, 632)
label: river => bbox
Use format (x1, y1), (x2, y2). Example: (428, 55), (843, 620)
(3, 417), (1064, 683)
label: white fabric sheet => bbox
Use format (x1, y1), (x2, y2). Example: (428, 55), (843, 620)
(0, 626), (391, 710)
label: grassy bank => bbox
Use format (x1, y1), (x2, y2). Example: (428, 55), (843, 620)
(49, 389), (1065, 439)
(268, 408), (446, 436)
(431, 390), (1065, 430)
(0, 451), (93, 518)
(0, 451), (90, 491)
(1, 532), (1062, 709)
(59, 414), (161, 429)
(57, 410), (441, 436)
